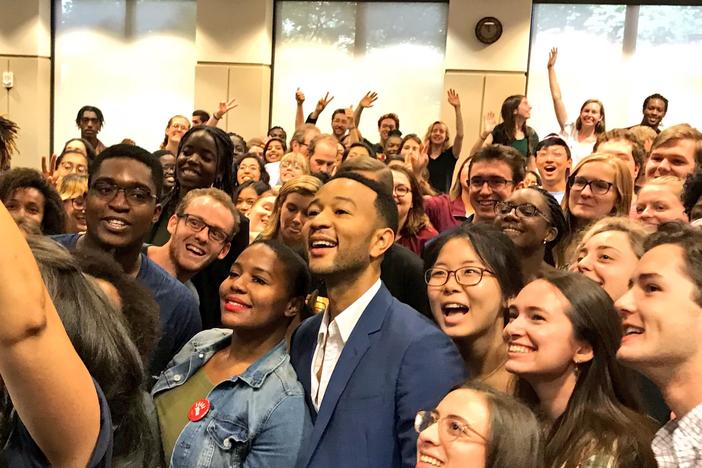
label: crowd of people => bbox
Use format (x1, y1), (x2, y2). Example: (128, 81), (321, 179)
(0, 52), (701, 467)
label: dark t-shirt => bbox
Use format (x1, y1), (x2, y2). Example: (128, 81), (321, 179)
(2, 380), (113, 467)
(52, 234), (202, 379)
(427, 148), (457, 194)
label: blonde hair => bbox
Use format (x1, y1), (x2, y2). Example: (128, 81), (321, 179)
(279, 152), (310, 178)
(571, 216), (650, 266)
(259, 175), (322, 241)
(423, 121), (451, 153)
(58, 174), (88, 201)
(562, 153), (633, 229)
(640, 175), (684, 201)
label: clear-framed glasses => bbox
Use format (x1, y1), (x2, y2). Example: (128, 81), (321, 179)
(569, 176), (613, 195)
(469, 176), (514, 191)
(90, 180), (157, 205)
(280, 160), (303, 170)
(495, 201), (549, 221)
(70, 195), (86, 211)
(179, 213), (231, 243)
(393, 185), (410, 198)
(415, 410), (487, 444)
(424, 266), (494, 287)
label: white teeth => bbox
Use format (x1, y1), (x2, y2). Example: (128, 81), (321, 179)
(443, 304), (469, 315)
(419, 455), (443, 466)
(509, 344), (534, 353)
(624, 326), (644, 336)
(311, 240), (336, 248)
(186, 245), (205, 255)
(106, 219), (127, 227)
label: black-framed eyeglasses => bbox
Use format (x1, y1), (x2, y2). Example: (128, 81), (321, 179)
(569, 176), (613, 195)
(424, 266), (494, 287)
(469, 176), (514, 191)
(393, 185), (410, 198)
(415, 410), (487, 444)
(70, 196), (86, 210)
(495, 201), (549, 221)
(90, 180), (157, 205)
(178, 213), (231, 243)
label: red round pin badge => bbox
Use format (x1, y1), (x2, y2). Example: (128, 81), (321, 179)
(188, 399), (211, 422)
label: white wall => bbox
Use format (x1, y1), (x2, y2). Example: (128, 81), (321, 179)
(0, 0), (51, 57)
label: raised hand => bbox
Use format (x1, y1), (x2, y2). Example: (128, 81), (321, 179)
(547, 47), (558, 68)
(41, 154), (58, 186)
(315, 92), (334, 114)
(447, 89), (461, 108)
(484, 111), (497, 133)
(216, 98), (238, 119)
(295, 88), (305, 105)
(344, 106), (355, 122)
(359, 91), (378, 109)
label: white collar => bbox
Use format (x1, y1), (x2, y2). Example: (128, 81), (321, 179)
(318, 279), (382, 344)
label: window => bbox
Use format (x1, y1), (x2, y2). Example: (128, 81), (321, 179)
(527, 4), (702, 137)
(271, 1), (449, 143)
(53, 0), (197, 153)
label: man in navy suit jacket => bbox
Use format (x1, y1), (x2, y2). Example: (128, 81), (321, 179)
(290, 173), (466, 468)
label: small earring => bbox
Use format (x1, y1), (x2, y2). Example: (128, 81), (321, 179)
(573, 358), (581, 376)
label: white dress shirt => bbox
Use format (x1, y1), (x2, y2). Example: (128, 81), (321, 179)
(310, 279), (381, 412)
(653, 403), (702, 468)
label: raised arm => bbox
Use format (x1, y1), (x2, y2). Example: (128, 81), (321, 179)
(447, 89), (464, 159)
(353, 90), (378, 134)
(307, 92), (334, 124)
(0, 202), (100, 466)
(206, 98), (238, 127)
(344, 107), (360, 145)
(547, 47), (568, 131)
(295, 88), (305, 129)
(470, 111), (497, 155)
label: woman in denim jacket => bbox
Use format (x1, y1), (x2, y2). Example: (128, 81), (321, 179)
(153, 240), (311, 467)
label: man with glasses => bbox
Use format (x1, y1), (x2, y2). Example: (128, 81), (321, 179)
(146, 188), (238, 299)
(466, 144), (526, 223)
(53, 144), (201, 379)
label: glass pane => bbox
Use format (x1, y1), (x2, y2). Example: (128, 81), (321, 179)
(272, 1), (448, 145)
(527, 4), (627, 137)
(54, 0), (197, 154)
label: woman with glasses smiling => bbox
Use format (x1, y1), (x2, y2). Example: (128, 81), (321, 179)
(561, 153), (633, 260)
(58, 173), (88, 233)
(415, 380), (542, 468)
(424, 224), (523, 392)
(160, 115), (191, 155)
(389, 163), (438, 256)
(495, 187), (568, 279)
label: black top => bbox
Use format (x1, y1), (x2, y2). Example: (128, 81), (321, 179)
(2, 380), (113, 467)
(427, 148), (457, 194)
(381, 243), (432, 320)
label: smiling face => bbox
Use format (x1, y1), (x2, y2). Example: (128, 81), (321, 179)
(247, 195), (276, 233)
(400, 139), (421, 161)
(384, 135), (402, 156)
(86, 157), (160, 250)
(331, 112), (348, 138)
(159, 153), (176, 192)
(391, 169), (412, 230)
(495, 189), (555, 253)
(219, 242), (295, 331)
(166, 116), (190, 146)
(279, 192), (314, 248)
(63, 196), (87, 233)
(427, 237), (503, 341)
(304, 178), (387, 279)
(379, 118), (397, 142)
(596, 139), (638, 180)
(469, 160), (517, 222)
(504, 279), (592, 381)
(55, 152), (89, 188)
(578, 102), (603, 129)
(516, 98), (532, 119)
(632, 184), (688, 227)
(265, 140), (285, 163)
(279, 154), (306, 183)
(167, 195), (235, 275)
(645, 138), (697, 180)
(568, 161), (618, 222)
(574, 230), (639, 301)
(235, 186), (259, 215)
(615, 244), (702, 374)
(642, 98), (667, 128)
(536, 145), (570, 190)
(430, 123), (448, 146)
(416, 388), (489, 468)
(237, 157), (262, 185)
(177, 130), (218, 191)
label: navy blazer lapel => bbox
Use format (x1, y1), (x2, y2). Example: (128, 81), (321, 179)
(301, 285), (393, 465)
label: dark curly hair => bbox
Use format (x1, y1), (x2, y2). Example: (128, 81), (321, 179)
(0, 167), (65, 234)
